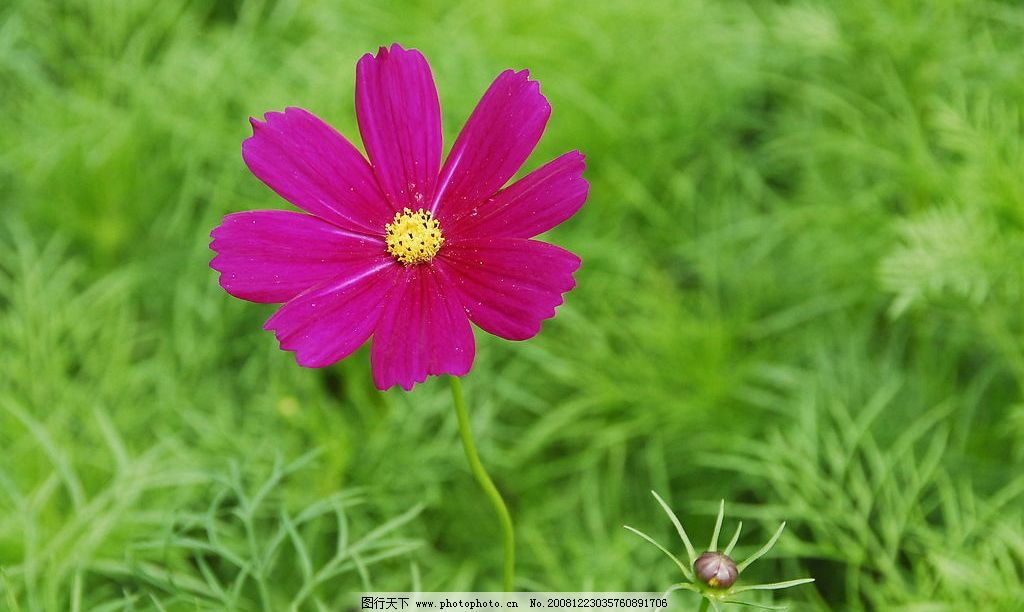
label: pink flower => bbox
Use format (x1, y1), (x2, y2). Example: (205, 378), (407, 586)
(210, 44), (588, 390)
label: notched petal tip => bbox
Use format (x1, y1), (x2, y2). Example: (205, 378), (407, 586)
(293, 352), (335, 369)
(207, 252), (221, 273)
(568, 252), (583, 274)
(371, 363), (425, 392)
(251, 107), (311, 129)
(242, 116), (271, 154)
(510, 69), (549, 109)
(365, 43), (421, 63)
(242, 112), (279, 150)
(262, 318), (333, 369)
(213, 267), (239, 293)
(503, 67), (530, 81)
(493, 68), (545, 100)
(520, 71), (548, 104)
(398, 377), (422, 392)
(359, 43), (429, 74)
(207, 219), (236, 281)
(569, 149), (587, 168)
(208, 211), (252, 244)
(246, 107), (313, 135)
(208, 215), (241, 254)
(373, 359), (467, 392)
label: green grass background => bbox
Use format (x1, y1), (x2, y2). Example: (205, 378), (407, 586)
(3, 0), (1024, 609)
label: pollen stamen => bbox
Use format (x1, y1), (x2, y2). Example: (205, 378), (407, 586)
(385, 207), (444, 265)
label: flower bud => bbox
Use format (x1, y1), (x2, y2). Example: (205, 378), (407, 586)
(694, 551), (738, 589)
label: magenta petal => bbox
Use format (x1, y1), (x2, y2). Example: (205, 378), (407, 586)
(447, 151), (588, 240)
(210, 210), (385, 304)
(264, 262), (398, 368)
(356, 44), (442, 212)
(432, 70), (551, 223)
(242, 107), (392, 233)
(370, 265), (474, 391)
(439, 238), (580, 341)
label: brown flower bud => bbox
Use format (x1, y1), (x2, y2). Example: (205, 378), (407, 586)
(694, 551), (738, 589)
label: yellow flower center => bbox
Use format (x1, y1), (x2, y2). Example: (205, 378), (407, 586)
(385, 207), (445, 265)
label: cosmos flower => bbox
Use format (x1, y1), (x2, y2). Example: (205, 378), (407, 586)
(626, 493), (814, 610)
(210, 44), (588, 390)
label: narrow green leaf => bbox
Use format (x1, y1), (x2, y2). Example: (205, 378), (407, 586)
(731, 578), (815, 593)
(624, 525), (694, 581)
(651, 490), (698, 564)
(723, 599), (787, 610)
(737, 522), (786, 573)
(724, 521), (743, 556)
(659, 582), (700, 611)
(709, 500), (725, 551)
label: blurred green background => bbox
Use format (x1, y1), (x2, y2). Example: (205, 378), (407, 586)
(3, 0), (1024, 609)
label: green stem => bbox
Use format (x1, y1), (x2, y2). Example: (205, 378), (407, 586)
(449, 376), (515, 591)
(697, 599), (709, 612)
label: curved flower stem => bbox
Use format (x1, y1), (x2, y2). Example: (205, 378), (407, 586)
(449, 376), (515, 591)
(697, 599), (709, 612)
